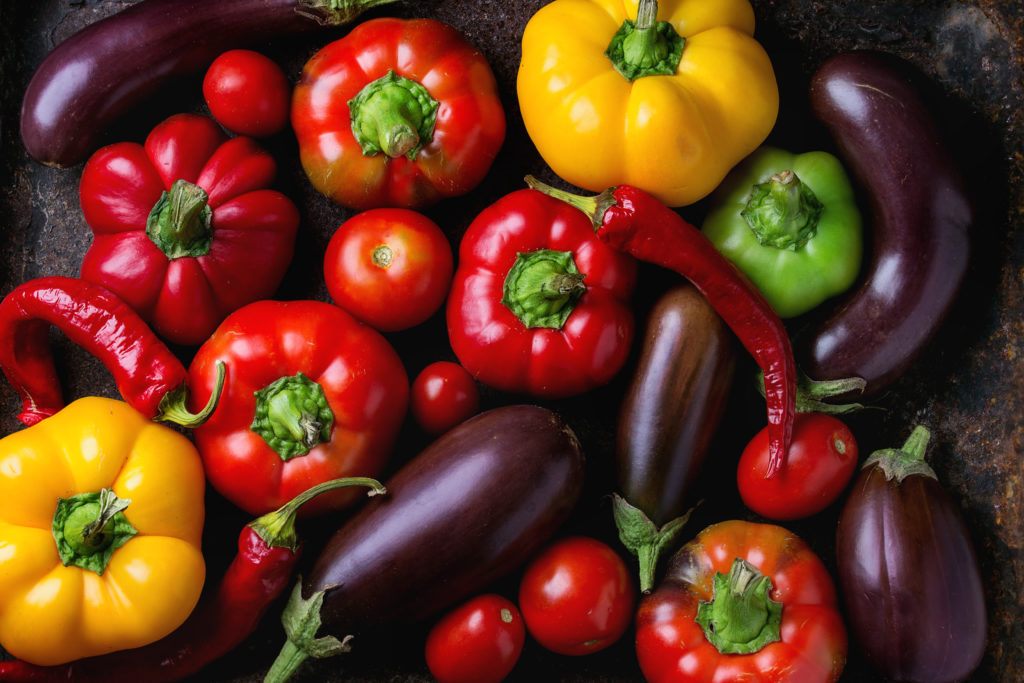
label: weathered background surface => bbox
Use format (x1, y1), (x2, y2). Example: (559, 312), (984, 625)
(0, 0), (1021, 681)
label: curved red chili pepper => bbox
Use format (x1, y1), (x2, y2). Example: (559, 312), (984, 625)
(0, 276), (221, 427)
(0, 477), (385, 682)
(526, 177), (795, 478)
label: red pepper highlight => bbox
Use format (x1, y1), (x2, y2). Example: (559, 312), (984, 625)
(0, 276), (221, 427)
(0, 477), (385, 683)
(526, 177), (796, 477)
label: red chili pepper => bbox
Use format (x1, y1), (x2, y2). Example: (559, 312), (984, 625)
(0, 276), (222, 427)
(0, 477), (385, 683)
(526, 177), (795, 477)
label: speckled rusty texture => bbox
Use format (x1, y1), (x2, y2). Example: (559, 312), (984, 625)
(0, 1), (1021, 682)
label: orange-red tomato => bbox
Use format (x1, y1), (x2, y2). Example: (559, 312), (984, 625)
(425, 594), (525, 683)
(411, 361), (480, 435)
(202, 49), (289, 137)
(518, 536), (635, 656)
(324, 209), (453, 332)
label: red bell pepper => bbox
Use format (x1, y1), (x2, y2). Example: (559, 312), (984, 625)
(636, 520), (847, 683)
(446, 188), (636, 398)
(79, 113), (299, 346)
(291, 17), (506, 210)
(187, 300), (409, 517)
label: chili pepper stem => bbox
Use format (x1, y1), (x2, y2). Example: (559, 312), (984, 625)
(156, 360), (226, 428)
(525, 175), (617, 231)
(249, 477), (386, 552)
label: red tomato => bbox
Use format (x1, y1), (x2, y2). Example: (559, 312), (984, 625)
(518, 536), (635, 656)
(202, 49), (290, 137)
(425, 594), (525, 683)
(324, 208), (453, 332)
(737, 412), (859, 521)
(411, 361), (480, 435)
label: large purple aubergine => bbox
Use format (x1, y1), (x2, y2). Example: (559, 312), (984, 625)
(836, 426), (986, 682)
(801, 51), (972, 396)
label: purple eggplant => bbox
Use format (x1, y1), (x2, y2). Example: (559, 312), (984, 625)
(836, 426), (986, 682)
(19, 0), (396, 168)
(801, 51), (971, 396)
(263, 404), (585, 682)
(613, 284), (735, 592)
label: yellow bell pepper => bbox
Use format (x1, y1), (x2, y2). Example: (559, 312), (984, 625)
(517, 0), (779, 207)
(0, 397), (205, 666)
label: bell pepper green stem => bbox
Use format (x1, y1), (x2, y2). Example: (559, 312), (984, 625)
(156, 360), (226, 428)
(264, 582), (352, 683)
(52, 488), (138, 576)
(294, 0), (401, 26)
(695, 557), (783, 655)
(864, 425), (937, 483)
(348, 70), (439, 160)
(501, 249), (586, 329)
(740, 170), (825, 250)
(249, 477), (387, 552)
(604, 0), (686, 82)
(146, 179), (214, 260)
(251, 372), (334, 462)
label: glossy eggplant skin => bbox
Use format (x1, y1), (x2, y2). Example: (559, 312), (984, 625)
(616, 284), (735, 526)
(836, 449), (986, 681)
(802, 51), (971, 396)
(20, 0), (318, 167)
(305, 404), (585, 633)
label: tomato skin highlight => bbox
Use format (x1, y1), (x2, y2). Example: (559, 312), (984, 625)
(324, 208), (453, 332)
(203, 49), (290, 137)
(411, 361), (480, 435)
(425, 594), (525, 683)
(737, 412), (859, 521)
(518, 536), (635, 656)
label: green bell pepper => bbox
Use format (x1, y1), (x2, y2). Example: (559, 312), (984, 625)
(701, 147), (862, 318)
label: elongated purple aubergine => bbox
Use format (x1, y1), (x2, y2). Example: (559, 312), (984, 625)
(613, 284), (735, 592)
(264, 404), (586, 682)
(20, 0), (397, 168)
(801, 51), (971, 396)
(836, 426), (986, 682)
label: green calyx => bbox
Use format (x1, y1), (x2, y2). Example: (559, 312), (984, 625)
(52, 488), (138, 576)
(294, 0), (401, 26)
(146, 179), (214, 259)
(612, 493), (693, 594)
(696, 557), (783, 655)
(348, 70), (439, 160)
(863, 425), (938, 483)
(251, 373), (334, 462)
(605, 0), (686, 82)
(741, 170), (824, 250)
(249, 477), (386, 552)
(264, 580), (352, 683)
(502, 249), (586, 329)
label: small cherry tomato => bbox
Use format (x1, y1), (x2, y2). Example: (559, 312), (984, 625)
(202, 49), (290, 137)
(411, 361), (480, 435)
(425, 594), (525, 683)
(325, 208), (453, 332)
(518, 536), (635, 656)
(737, 412), (859, 521)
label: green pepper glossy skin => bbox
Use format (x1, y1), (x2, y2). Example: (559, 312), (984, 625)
(702, 147), (862, 318)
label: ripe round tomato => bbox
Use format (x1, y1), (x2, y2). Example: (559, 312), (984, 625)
(737, 412), (859, 521)
(411, 361), (480, 435)
(518, 536), (635, 656)
(425, 594), (525, 683)
(202, 49), (290, 137)
(324, 208), (453, 332)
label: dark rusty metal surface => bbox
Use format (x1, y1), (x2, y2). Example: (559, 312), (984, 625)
(0, 0), (1021, 681)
